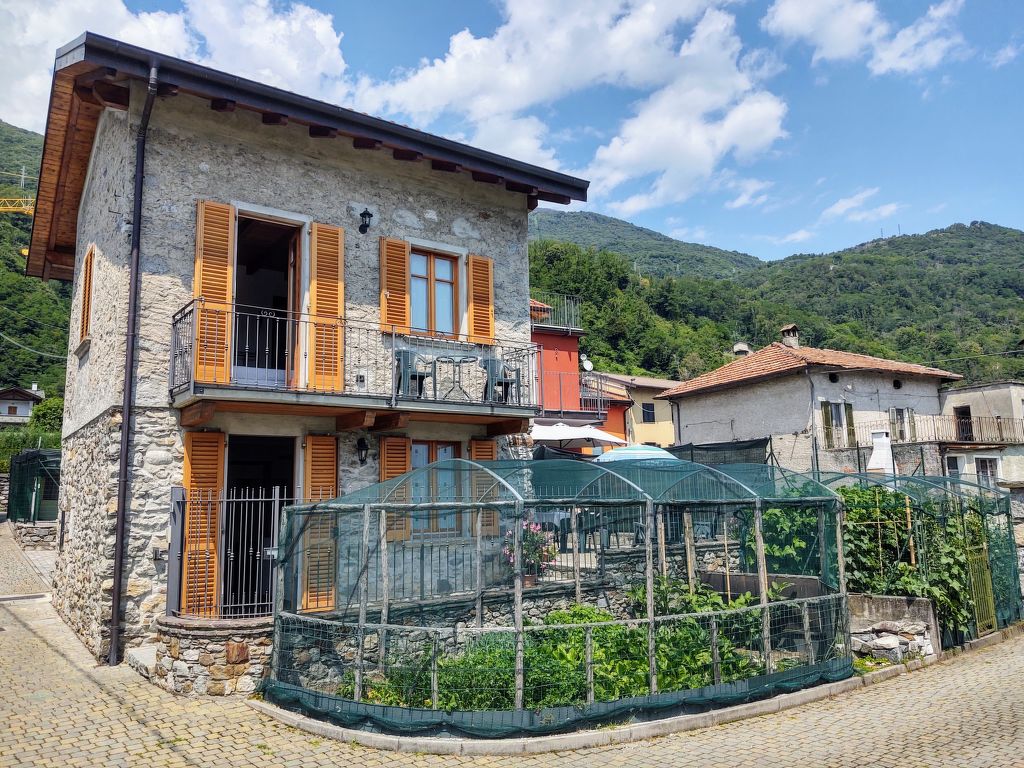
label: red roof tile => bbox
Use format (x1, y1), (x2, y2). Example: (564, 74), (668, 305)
(658, 343), (961, 399)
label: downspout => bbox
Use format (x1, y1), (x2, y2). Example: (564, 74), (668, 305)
(109, 65), (159, 666)
(806, 369), (820, 476)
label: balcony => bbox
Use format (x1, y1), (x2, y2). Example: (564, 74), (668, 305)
(821, 414), (1024, 450)
(169, 300), (540, 421)
(537, 370), (609, 420)
(529, 290), (583, 333)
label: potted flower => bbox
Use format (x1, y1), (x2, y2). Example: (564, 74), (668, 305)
(503, 521), (559, 587)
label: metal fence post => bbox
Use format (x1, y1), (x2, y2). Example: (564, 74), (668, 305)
(354, 503), (371, 701)
(571, 506), (581, 603)
(379, 508), (390, 670)
(645, 499), (657, 695)
(513, 501), (525, 709)
(709, 615), (722, 685)
(753, 499), (773, 674)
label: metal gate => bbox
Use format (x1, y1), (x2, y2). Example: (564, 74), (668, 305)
(968, 541), (997, 636)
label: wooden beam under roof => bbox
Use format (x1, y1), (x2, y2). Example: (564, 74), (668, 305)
(487, 418), (530, 437)
(210, 98), (236, 112)
(309, 125), (338, 138)
(91, 82), (129, 110)
(180, 401), (217, 427)
(336, 410), (377, 431)
(370, 412), (410, 432)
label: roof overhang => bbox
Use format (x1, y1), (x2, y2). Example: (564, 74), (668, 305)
(28, 32), (590, 281)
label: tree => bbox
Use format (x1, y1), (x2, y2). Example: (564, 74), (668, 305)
(28, 397), (63, 432)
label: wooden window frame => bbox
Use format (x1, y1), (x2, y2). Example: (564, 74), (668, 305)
(79, 245), (95, 342)
(411, 440), (461, 534)
(409, 248), (459, 338)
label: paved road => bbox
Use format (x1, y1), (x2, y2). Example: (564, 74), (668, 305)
(0, 522), (48, 597)
(0, 596), (1022, 767)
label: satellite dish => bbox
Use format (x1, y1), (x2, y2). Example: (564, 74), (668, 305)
(582, 359), (594, 372)
(580, 353), (589, 361)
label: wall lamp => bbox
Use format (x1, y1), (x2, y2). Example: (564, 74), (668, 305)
(358, 208), (373, 234)
(356, 437), (369, 465)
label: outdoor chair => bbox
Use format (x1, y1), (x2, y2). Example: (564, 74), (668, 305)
(395, 348), (436, 398)
(480, 357), (521, 403)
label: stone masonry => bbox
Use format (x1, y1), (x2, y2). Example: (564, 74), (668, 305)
(12, 522), (57, 549)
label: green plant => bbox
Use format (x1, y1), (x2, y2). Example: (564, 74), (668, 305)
(503, 521), (559, 574)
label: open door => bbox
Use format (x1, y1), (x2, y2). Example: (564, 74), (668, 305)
(287, 228), (302, 389)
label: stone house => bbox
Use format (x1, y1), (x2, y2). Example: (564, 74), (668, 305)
(656, 325), (999, 475)
(0, 384), (44, 427)
(27, 32), (587, 691)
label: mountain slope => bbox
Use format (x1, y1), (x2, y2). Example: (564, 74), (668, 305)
(529, 209), (760, 279)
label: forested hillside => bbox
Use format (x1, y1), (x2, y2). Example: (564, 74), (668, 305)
(0, 120), (70, 395)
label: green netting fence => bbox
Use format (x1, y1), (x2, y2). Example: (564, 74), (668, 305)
(266, 457), (851, 738)
(7, 448), (61, 523)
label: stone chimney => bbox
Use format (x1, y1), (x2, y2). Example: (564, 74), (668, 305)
(732, 341), (751, 358)
(780, 324), (800, 349)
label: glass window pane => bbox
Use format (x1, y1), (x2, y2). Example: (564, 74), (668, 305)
(435, 282), (454, 335)
(411, 252), (428, 277)
(435, 258), (453, 281)
(411, 276), (428, 332)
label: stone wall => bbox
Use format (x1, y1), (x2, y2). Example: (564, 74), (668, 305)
(13, 521), (57, 549)
(848, 593), (939, 662)
(0, 473), (8, 517)
(153, 616), (272, 696)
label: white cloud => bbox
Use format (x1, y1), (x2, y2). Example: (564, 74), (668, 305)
(589, 8), (787, 215)
(847, 202), (902, 221)
(724, 178), (773, 209)
(821, 187), (879, 219)
(469, 114), (561, 169)
(821, 187), (902, 222)
(990, 42), (1021, 69)
(779, 228), (813, 243)
(763, 0), (968, 76)
(668, 225), (710, 242)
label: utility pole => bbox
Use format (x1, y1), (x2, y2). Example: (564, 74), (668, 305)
(20, 166), (26, 188)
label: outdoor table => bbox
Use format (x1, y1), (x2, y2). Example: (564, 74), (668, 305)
(436, 354), (479, 400)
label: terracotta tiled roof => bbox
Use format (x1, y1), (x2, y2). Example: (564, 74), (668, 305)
(658, 343), (962, 399)
(529, 298), (552, 309)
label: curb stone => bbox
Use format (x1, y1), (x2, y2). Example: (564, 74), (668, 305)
(246, 621), (1024, 755)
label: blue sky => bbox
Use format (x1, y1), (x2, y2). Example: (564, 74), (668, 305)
(3, 1), (1022, 260)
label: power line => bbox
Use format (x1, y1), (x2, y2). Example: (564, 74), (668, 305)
(0, 305), (70, 332)
(0, 331), (65, 359)
(923, 350), (1022, 365)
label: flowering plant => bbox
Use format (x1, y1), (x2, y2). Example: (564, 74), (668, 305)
(503, 521), (559, 574)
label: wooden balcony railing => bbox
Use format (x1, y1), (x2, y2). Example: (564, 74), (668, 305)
(820, 414), (1024, 449)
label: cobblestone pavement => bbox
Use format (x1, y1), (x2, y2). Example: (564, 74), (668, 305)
(0, 523), (48, 597)
(0, 597), (1022, 767)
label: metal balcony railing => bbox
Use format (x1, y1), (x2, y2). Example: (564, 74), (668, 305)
(820, 414), (1024, 450)
(169, 299), (540, 410)
(538, 370), (609, 417)
(529, 290), (583, 332)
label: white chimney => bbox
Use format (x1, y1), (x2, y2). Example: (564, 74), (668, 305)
(866, 430), (899, 475)
(732, 342), (751, 358)
(780, 324), (800, 348)
(30, 382), (38, 391)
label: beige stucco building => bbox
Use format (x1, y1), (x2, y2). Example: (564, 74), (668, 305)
(601, 373), (680, 447)
(28, 33), (587, 691)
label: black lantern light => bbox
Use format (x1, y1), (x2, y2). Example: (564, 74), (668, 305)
(356, 437), (369, 465)
(358, 208), (373, 234)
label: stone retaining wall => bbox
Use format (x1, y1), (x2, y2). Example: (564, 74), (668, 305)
(13, 521), (57, 549)
(154, 616), (273, 696)
(848, 593), (939, 662)
(0, 473), (8, 518)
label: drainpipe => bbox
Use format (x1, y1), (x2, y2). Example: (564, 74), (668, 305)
(806, 369), (820, 476)
(109, 65), (159, 666)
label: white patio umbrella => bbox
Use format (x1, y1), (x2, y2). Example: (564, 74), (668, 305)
(592, 444), (677, 462)
(530, 422), (627, 449)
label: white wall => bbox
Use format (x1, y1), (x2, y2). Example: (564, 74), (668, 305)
(674, 375), (811, 445)
(941, 383), (1024, 420)
(0, 399), (34, 417)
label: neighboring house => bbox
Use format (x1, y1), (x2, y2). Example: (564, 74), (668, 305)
(939, 381), (1024, 503)
(658, 325), (974, 475)
(600, 373), (681, 447)
(530, 291), (608, 425)
(0, 384), (44, 426)
(28, 33), (587, 672)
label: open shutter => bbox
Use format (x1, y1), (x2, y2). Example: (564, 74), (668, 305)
(193, 200), (235, 384)
(182, 431), (225, 617)
(380, 237), (410, 333)
(888, 407), (898, 442)
(380, 436), (412, 541)
(79, 245), (95, 342)
(302, 435), (337, 611)
(309, 223), (345, 392)
(844, 402), (856, 448)
(820, 402), (834, 449)
(466, 254), (495, 344)
(907, 408), (917, 441)
(469, 439), (499, 535)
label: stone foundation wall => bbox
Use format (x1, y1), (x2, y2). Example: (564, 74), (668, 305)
(52, 406), (182, 660)
(0, 473), (8, 517)
(13, 521), (57, 549)
(154, 616), (272, 696)
(848, 593), (939, 662)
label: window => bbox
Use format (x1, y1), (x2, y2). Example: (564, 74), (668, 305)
(410, 249), (457, 336)
(641, 402), (656, 423)
(889, 408), (916, 442)
(411, 441), (460, 533)
(821, 401), (854, 448)
(7, 405), (16, 415)
(975, 457), (999, 488)
(945, 455), (964, 477)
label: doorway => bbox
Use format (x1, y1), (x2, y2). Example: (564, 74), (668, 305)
(953, 406), (974, 441)
(233, 216), (302, 387)
(223, 435), (296, 616)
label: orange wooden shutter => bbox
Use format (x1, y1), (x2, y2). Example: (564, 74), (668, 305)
(302, 435), (338, 611)
(469, 439), (499, 535)
(308, 223), (345, 392)
(380, 436), (412, 541)
(379, 237), (410, 333)
(466, 254), (495, 344)
(79, 245), (95, 342)
(193, 200), (235, 384)
(181, 431), (225, 618)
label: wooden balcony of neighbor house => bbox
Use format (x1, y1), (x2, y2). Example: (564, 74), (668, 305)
(168, 299), (540, 428)
(529, 290), (584, 334)
(821, 414), (1024, 450)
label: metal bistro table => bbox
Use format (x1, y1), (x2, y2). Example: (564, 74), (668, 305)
(436, 353), (479, 400)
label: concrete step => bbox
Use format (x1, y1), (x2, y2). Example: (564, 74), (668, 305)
(125, 644), (159, 681)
